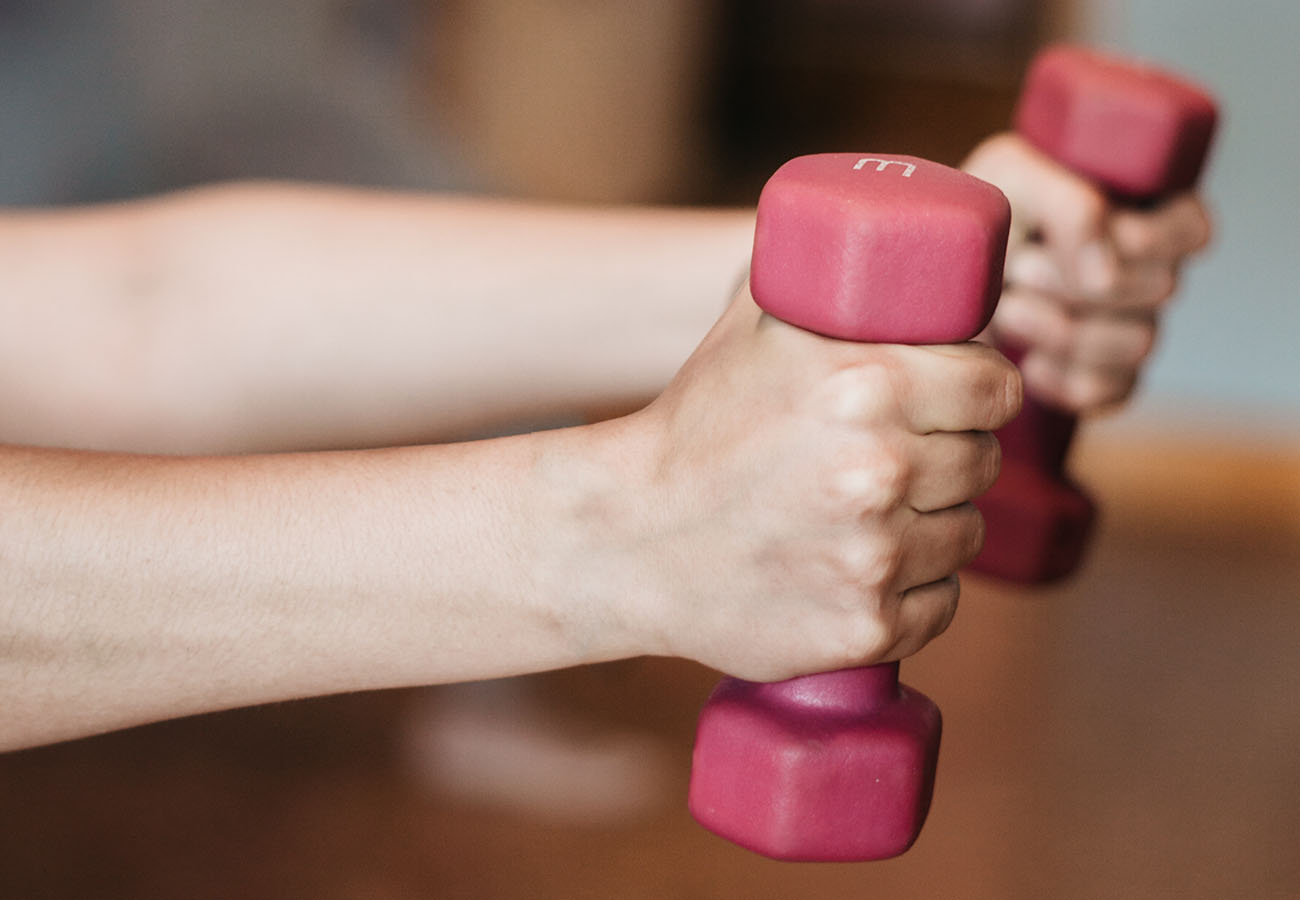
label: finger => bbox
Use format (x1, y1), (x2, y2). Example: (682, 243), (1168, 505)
(1110, 192), (1213, 261)
(994, 287), (1159, 369)
(989, 286), (1074, 355)
(893, 502), (986, 593)
(1068, 313), (1159, 370)
(885, 575), (961, 661)
(1007, 243), (1179, 315)
(1004, 242), (1068, 295)
(1019, 348), (1140, 413)
(905, 429), (1002, 513)
(1005, 239), (1125, 307)
(1100, 261), (1179, 313)
(889, 343), (1023, 435)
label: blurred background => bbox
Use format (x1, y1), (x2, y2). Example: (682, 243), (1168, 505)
(0, 2), (1295, 898)
(2, 0), (1293, 434)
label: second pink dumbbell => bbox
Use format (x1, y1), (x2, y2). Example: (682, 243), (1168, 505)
(971, 44), (1218, 583)
(688, 154), (1010, 861)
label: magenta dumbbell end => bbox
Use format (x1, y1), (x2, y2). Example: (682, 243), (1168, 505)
(979, 47), (1218, 585)
(970, 460), (1097, 583)
(1014, 45), (1218, 200)
(749, 154), (1010, 345)
(689, 663), (941, 862)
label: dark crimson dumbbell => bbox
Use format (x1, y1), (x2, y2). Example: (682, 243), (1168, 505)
(970, 44), (1218, 583)
(688, 154), (1011, 861)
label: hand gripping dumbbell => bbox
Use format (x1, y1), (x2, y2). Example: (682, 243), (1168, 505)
(970, 44), (1218, 583)
(688, 154), (1011, 862)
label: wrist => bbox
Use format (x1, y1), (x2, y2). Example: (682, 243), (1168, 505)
(522, 412), (672, 668)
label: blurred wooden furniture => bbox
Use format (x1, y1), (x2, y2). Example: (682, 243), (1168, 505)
(422, 0), (724, 203)
(419, 0), (1077, 204)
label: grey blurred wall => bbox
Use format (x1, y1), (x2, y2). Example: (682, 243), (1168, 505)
(0, 0), (467, 202)
(1081, 0), (1300, 437)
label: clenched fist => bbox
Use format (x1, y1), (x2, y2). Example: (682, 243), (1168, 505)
(604, 284), (1021, 682)
(965, 133), (1212, 413)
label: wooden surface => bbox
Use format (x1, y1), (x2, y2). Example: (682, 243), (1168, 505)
(2, 431), (1297, 899)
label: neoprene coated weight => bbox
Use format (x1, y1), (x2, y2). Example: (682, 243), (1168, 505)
(688, 154), (1011, 862)
(970, 45), (1218, 583)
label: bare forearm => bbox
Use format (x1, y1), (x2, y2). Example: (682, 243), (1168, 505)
(0, 421), (647, 750)
(0, 183), (753, 452)
(1, 286), (1021, 752)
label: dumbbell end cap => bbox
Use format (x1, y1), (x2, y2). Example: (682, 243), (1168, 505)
(750, 154), (1010, 345)
(689, 665), (942, 861)
(1015, 44), (1218, 200)
(969, 459), (1098, 584)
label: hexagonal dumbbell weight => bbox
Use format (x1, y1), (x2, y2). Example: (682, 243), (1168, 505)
(970, 44), (1218, 583)
(689, 154), (1011, 862)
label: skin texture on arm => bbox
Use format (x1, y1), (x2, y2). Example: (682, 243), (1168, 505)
(0, 157), (1204, 453)
(0, 182), (755, 453)
(0, 286), (1020, 751)
(1, 426), (639, 749)
(965, 133), (1213, 413)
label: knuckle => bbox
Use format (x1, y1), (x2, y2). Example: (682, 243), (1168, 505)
(824, 603), (895, 670)
(829, 462), (907, 513)
(820, 360), (899, 424)
(824, 436), (911, 515)
(833, 535), (903, 590)
(866, 446), (911, 511)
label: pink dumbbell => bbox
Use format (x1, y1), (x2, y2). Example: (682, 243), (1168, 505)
(688, 154), (1011, 861)
(970, 44), (1218, 583)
